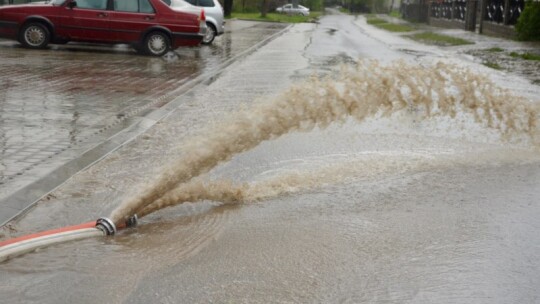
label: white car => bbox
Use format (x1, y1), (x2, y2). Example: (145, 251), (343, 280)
(276, 4), (310, 16)
(170, 0), (224, 44)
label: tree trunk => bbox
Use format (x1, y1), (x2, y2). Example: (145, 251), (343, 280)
(261, 0), (268, 17)
(224, 0), (233, 17)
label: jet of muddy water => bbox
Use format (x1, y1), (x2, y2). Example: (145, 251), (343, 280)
(110, 60), (539, 225)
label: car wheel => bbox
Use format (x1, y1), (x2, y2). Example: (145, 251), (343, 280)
(143, 31), (170, 56)
(20, 22), (50, 49)
(202, 23), (216, 45)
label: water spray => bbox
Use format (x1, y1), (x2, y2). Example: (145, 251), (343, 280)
(109, 60), (539, 224)
(2, 60), (538, 264)
(0, 215), (138, 263)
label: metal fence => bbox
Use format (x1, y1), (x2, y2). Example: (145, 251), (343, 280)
(484, 0), (524, 25)
(428, 0), (524, 25)
(402, 3), (429, 22)
(453, 0), (467, 20)
(430, 0), (453, 19)
(429, 0), (470, 21)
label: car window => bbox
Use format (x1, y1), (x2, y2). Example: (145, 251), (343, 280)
(161, 0), (171, 5)
(114, 0), (138, 12)
(114, 0), (155, 13)
(139, 0), (154, 13)
(198, 0), (214, 7)
(283, 4), (291, 8)
(184, 0), (196, 5)
(77, 0), (107, 9)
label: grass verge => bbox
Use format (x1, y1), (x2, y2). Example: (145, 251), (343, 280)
(366, 16), (414, 32)
(483, 61), (503, 70)
(366, 18), (387, 25)
(375, 23), (414, 32)
(230, 12), (322, 23)
(409, 32), (473, 46)
(509, 51), (540, 61)
(486, 47), (504, 52)
(389, 10), (401, 18)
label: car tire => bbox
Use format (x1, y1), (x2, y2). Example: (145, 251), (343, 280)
(132, 43), (144, 54)
(142, 31), (170, 56)
(202, 23), (216, 45)
(19, 22), (50, 49)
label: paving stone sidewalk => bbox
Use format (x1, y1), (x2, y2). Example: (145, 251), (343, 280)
(0, 21), (288, 225)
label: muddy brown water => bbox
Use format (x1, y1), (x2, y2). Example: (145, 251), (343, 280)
(110, 60), (539, 224)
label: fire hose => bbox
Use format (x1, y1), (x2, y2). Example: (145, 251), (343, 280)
(0, 215), (137, 263)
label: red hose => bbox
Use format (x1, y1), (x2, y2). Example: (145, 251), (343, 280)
(0, 221), (97, 248)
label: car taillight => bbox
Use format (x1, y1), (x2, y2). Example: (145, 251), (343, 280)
(198, 9), (207, 36)
(199, 9), (205, 21)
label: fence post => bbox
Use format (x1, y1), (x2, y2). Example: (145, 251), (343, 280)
(427, 0), (431, 23)
(478, 0), (486, 33)
(465, 0), (477, 30)
(502, 0), (510, 24)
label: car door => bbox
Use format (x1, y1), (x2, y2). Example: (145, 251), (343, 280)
(292, 4), (300, 14)
(63, 0), (111, 41)
(283, 4), (292, 13)
(108, 0), (156, 43)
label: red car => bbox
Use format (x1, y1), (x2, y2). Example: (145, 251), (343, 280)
(0, 0), (206, 55)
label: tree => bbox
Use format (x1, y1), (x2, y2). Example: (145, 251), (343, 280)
(261, 0), (268, 16)
(516, 0), (540, 40)
(224, 0), (233, 17)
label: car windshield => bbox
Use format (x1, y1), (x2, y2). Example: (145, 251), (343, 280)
(50, 0), (66, 5)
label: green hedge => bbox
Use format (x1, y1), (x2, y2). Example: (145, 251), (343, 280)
(516, 1), (540, 41)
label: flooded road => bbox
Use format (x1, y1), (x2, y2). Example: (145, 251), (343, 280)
(1, 14), (540, 304)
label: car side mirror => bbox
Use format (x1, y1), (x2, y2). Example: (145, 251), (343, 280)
(67, 0), (77, 9)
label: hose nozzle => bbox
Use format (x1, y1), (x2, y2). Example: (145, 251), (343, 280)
(95, 217), (116, 235)
(125, 214), (138, 228)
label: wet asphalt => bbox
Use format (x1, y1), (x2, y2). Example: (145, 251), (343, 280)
(1, 12), (540, 304)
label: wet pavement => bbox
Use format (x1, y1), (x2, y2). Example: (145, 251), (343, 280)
(0, 20), (288, 224)
(1, 12), (540, 304)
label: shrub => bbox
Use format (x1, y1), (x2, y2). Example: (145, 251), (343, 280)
(516, 1), (540, 41)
